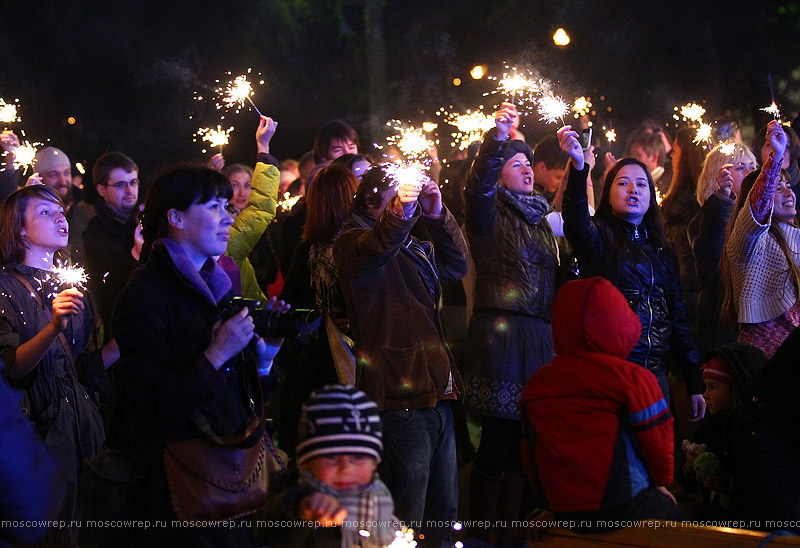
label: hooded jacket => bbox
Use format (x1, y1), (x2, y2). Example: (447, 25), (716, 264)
(519, 277), (674, 513)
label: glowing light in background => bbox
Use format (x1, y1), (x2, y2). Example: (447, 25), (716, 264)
(572, 96), (591, 118)
(67, 117), (76, 125)
(196, 125), (234, 152)
(436, 107), (494, 150)
(674, 102), (706, 123)
(605, 129), (617, 143)
(553, 28), (570, 46)
(470, 65), (486, 79)
(452, 78), (462, 86)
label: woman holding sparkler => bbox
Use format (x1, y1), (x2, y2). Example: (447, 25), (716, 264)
(688, 142), (757, 353)
(0, 184), (117, 547)
(111, 166), (284, 547)
(463, 103), (558, 543)
(558, 126), (706, 420)
(722, 120), (800, 358)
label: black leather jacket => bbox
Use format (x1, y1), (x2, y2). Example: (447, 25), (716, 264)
(464, 131), (558, 320)
(562, 165), (703, 394)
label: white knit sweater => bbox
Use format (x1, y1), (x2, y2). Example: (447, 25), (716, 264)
(727, 203), (800, 323)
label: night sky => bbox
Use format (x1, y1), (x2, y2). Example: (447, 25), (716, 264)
(3, 0), (800, 182)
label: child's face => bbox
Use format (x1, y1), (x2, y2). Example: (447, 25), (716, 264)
(703, 379), (735, 416)
(302, 454), (377, 491)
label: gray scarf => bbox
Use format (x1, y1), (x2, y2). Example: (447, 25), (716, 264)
(496, 184), (551, 226)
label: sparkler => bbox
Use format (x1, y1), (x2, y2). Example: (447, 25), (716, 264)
(385, 121), (435, 164)
(678, 103), (706, 123)
(0, 98), (20, 124)
(485, 65), (543, 108)
(537, 94), (570, 126)
(719, 141), (736, 157)
(572, 96), (591, 118)
(196, 125), (234, 153)
(693, 122), (713, 144)
(13, 140), (38, 173)
(52, 263), (89, 291)
(215, 71), (263, 116)
(384, 162), (428, 192)
(387, 526), (416, 547)
(605, 128), (617, 143)
(760, 102), (781, 119)
(276, 192), (302, 212)
(436, 107), (494, 150)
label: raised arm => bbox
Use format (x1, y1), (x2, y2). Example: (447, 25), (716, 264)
(749, 120), (786, 224)
(558, 126), (603, 257)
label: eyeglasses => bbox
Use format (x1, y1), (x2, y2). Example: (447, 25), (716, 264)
(105, 178), (139, 189)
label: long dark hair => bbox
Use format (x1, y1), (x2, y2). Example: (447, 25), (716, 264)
(661, 127), (706, 225)
(303, 164), (359, 244)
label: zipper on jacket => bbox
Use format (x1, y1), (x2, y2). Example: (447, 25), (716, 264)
(642, 245), (655, 369)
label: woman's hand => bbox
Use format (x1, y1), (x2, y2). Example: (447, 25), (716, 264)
(252, 297), (290, 376)
(256, 115), (278, 154)
(298, 493), (347, 527)
(50, 288), (85, 332)
(689, 394), (706, 422)
(767, 119), (787, 162)
(418, 179), (443, 217)
(557, 125), (585, 170)
(494, 102), (517, 141)
(207, 153), (225, 172)
(716, 163), (734, 197)
(205, 307), (255, 369)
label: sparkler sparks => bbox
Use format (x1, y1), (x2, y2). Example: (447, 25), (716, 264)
(196, 125), (234, 150)
(760, 101), (781, 119)
(215, 70), (263, 116)
(572, 96), (592, 117)
(385, 121), (434, 164)
(422, 122), (437, 133)
(0, 98), (20, 124)
(276, 192), (302, 212)
(486, 65), (543, 107)
(679, 103), (706, 122)
(388, 526), (416, 547)
(384, 162), (428, 192)
(537, 94), (570, 125)
(719, 141), (736, 156)
(13, 140), (38, 173)
(52, 264), (89, 290)
(694, 123), (713, 144)
(605, 129), (617, 143)
(436, 107), (494, 150)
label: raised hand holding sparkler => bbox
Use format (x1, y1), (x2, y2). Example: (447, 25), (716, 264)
(557, 125), (585, 171)
(494, 102), (518, 140)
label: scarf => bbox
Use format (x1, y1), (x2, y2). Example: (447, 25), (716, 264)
(496, 184), (550, 226)
(156, 238), (232, 305)
(299, 469), (400, 548)
(309, 243), (340, 314)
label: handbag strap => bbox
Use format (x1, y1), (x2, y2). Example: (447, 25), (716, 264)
(189, 349), (266, 447)
(10, 271), (78, 374)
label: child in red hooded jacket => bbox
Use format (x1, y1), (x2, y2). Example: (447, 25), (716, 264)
(520, 277), (683, 530)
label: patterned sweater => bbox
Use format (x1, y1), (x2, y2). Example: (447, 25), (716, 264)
(727, 155), (800, 324)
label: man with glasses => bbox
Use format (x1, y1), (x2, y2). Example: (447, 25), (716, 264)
(83, 152), (143, 341)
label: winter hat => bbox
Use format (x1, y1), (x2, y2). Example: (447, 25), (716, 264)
(702, 356), (733, 386)
(296, 384), (383, 466)
(34, 147), (71, 173)
(501, 139), (534, 167)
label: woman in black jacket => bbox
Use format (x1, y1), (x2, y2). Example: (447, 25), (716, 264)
(112, 167), (282, 547)
(558, 125), (706, 421)
(463, 103), (559, 542)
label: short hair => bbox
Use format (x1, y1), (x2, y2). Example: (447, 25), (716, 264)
(752, 123), (800, 164)
(303, 164), (359, 244)
(280, 159), (299, 171)
(332, 153), (373, 173)
(0, 185), (64, 264)
(351, 163), (396, 215)
(532, 135), (569, 170)
(93, 151), (138, 187)
(313, 120), (359, 164)
(696, 142), (756, 206)
(627, 129), (667, 166)
(140, 167), (232, 245)
(221, 163), (253, 181)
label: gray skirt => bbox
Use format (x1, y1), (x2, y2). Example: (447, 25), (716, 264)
(464, 309), (553, 419)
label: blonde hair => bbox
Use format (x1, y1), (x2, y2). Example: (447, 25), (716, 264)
(696, 142), (757, 206)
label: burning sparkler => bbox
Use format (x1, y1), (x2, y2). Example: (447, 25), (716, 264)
(537, 94), (570, 125)
(437, 107), (494, 150)
(385, 121), (434, 164)
(719, 141), (737, 157)
(678, 103), (706, 123)
(196, 125), (234, 152)
(605, 128), (617, 143)
(387, 526), (416, 547)
(384, 162), (429, 192)
(276, 192), (302, 212)
(13, 140), (38, 173)
(52, 263), (89, 291)
(694, 122), (713, 144)
(486, 65), (543, 108)
(215, 71), (263, 116)
(572, 96), (591, 118)
(0, 98), (20, 124)
(760, 102), (781, 119)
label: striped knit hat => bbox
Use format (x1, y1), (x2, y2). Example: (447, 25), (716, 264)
(702, 356), (734, 386)
(296, 384), (383, 466)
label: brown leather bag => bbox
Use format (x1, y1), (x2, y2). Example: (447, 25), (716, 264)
(163, 362), (284, 522)
(163, 418), (281, 522)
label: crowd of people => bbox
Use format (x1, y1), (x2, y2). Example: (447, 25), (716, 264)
(0, 100), (799, 548)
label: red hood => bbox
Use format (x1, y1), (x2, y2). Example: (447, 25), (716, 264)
(552, 277), (641, 359)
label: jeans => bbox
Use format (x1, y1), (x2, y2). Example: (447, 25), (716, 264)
(379, 401), (458, 548)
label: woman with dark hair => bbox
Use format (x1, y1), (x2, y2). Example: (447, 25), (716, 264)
(722, 121), (800, 358)
(112, 167), (283, 547)
(332, 152), (373, 180)
(0, 185), (117, 547)
(277, 163), (360, 456)
(558, 126), (705, 419)
(462, 103), (559, 543)
(660, 127), (707, 321)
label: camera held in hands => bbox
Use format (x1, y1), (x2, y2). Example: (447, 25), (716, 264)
(219, 297), (322, 342)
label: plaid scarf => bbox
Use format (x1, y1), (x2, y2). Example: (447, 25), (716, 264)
(299, 469), (400, 548)
(309, 243), (340, 314)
